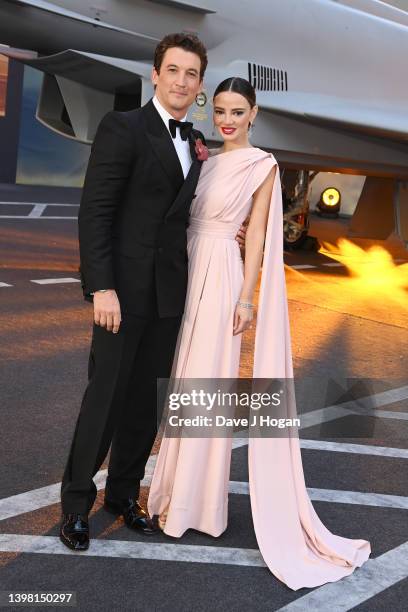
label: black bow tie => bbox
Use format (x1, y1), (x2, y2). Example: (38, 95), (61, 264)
(169, 118), (193, 141)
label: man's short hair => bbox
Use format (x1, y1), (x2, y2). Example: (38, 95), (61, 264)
(154, 32), (208, 80)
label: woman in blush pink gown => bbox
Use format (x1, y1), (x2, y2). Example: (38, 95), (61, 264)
(147, 78), (371, 591)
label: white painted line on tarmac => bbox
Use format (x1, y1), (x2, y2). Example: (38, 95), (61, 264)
(290, 264), (317, 269)
(0, 216), (77, 220)
(0, 533), (407, 611)
(299, 385), (408, 429)
(1, 464), (407, 524)
(305, 487), (408, 510)
(30, 278), (80, 285)
(367, 409), (408, 420)
(234, 437), (408, 456)
(0, 482), (63, 521)
(234, 437), (408, 458)
(0, 282), (12, 288)
(299, 439), (408, 459)
(0, 533), (266, 567)
(232, 385), (408, 451)
(322, 262), (344, 267)
(0, 202), (79, 207)
(28, 204), (47, 218)
(0, 459), (156, 522)
(276, 540), (408, 612)
(0, 387), (406, 521)
(300, 405), (408, 427)
(1, 535), (407, 611)
(0, 201), (78, 219)
(227, 481), (408, 509)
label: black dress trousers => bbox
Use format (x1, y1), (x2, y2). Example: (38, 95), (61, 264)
(60, 297), (182, 514)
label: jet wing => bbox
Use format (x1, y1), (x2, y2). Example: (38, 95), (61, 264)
(333, 0), (408, 28)
(148, 0), (216, 14)
(0, 48), (154, 142)
(9, 49), (153, 93)
(4, 0), (156, 36)
(256, 91), (408, 143)
(1, 0), (160, 58)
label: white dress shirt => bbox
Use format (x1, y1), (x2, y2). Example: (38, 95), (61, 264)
(152, 95), (192, 179)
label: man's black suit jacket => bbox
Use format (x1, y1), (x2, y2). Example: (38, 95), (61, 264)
(78, 98), (205, 318)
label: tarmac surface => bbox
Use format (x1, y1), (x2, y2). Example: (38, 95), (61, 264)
(0, 184), (407, 611)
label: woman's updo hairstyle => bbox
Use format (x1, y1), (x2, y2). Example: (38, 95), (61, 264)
(213, 77), (257, 129)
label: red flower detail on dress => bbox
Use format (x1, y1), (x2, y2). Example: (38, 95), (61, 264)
(194, 138), (209, 161)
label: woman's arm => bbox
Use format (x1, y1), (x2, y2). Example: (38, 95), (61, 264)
(233, 165), (277, 336)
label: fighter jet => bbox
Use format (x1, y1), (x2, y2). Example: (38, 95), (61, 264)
(0, 0), (407, 243)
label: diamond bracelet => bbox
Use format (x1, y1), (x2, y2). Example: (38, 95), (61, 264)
(237, 300), (254, 309)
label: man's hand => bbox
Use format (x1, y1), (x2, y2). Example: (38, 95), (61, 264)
(93, 289), (121, 334)
(235, 215), (249, 251)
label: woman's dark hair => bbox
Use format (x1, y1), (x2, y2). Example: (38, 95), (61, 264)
(154, 32), (208, 81)
(213, 77), (256, 108)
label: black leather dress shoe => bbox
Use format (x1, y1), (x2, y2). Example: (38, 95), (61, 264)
(103, 497), (158, 535)
(59, 513), (89, 551)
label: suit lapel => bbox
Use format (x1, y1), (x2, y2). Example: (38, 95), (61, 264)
(143, 99), (185, 190)
(141, 100), (203, 219)
(164, 132), (202, 220)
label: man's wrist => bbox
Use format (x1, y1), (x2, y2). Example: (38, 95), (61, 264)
(90, 289), (113, 295)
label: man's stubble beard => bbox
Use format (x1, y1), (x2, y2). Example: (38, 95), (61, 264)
(169, 94), (195, 113)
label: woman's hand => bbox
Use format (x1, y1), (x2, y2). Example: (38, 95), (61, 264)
(233, 302), (254, 336)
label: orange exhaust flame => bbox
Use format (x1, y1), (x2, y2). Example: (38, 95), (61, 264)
(319, 238), (408, 304)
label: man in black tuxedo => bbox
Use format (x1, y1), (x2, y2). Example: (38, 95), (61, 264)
(59, 33), (211, 550)
(60, 34), (214, 550)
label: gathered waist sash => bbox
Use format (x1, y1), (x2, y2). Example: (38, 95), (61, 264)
(188, 217), (241, 240)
